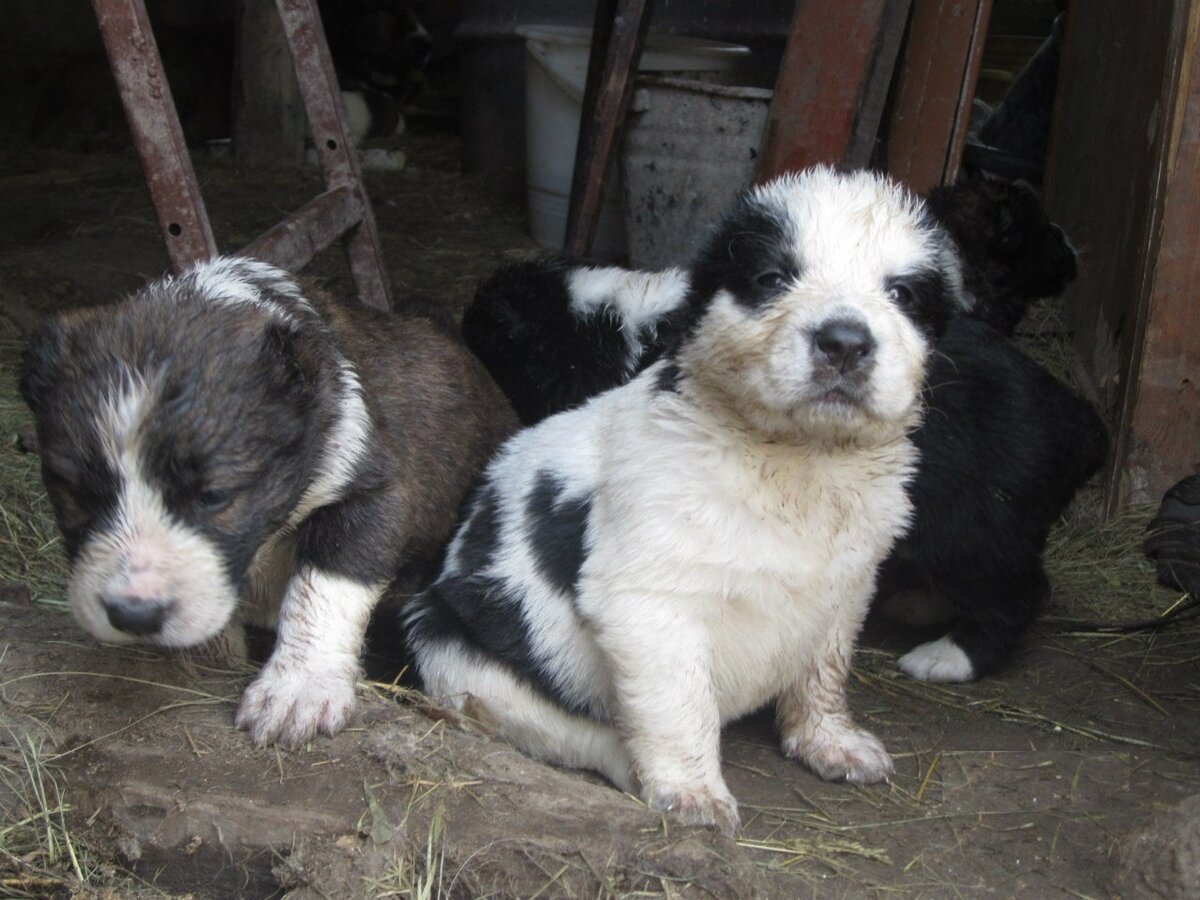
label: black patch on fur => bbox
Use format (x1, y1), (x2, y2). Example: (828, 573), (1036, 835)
(463, 258), (641, 426)
(525, 471), (591, 598)
(21, 320), (122, 558)
(654, 359), (682, 393)
(687, 196), (801, 316)
(405, 573), (591, 714)
(456, 483), (503, 575)
(887, 268), (955, 342)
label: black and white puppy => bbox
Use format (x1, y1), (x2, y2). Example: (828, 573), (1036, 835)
(462, 260), (691, 425)
(405, 167), (962, 835)
(21, 258), (516, 747)
(458, 178), (1103, 683)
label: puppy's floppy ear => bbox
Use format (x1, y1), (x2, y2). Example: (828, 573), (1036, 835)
(20, 317), (70, 414)
(260, 320), (322, 397)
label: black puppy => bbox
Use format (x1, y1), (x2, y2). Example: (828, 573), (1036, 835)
(925, 179), (1077, 335)
(880, 316), (1106, 680)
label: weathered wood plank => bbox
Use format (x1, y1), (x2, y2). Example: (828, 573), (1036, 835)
(563, 0), (652, 258)
(1045, 0), (1200, 507)
(756, 0), (910, 180)
(885, 0), (993, 192)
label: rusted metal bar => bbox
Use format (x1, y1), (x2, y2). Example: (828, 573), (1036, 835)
(756, 0), (910, 182)
(563, 0), (653, 259)
(239, 186), (362, 272)
(274, 0), (393, 310)
(90, 0), (217, 272)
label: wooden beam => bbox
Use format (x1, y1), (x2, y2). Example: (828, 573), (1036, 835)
(239, 186), (362, 272)
(1111, 1), (1200, 507)
(563, 0), (652, 258)
(274, 0), (393, 310)
(234, 0), (307, 164)
(884, 0), (993, 192)
(757, 0), (911, 181)
(90, 0), (217, 272)
(1044, 0), (1200, 509)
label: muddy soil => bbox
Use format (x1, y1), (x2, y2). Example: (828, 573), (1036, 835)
(1, 136), (1198, 898)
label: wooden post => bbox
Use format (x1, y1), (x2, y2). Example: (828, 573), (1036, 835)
(90, 0), (217, 272)
(562, 0), (653, 259)
(884, 0), (993, 192)
(756, 0), (912, 181)
(234, 0), (307, 164)
(1046, 0), (1200, 509)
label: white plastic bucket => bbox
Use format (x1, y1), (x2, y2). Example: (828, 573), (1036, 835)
(518, 25), (749, 258)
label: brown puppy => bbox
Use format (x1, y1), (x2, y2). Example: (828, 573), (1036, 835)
(21, 257), (516, 747)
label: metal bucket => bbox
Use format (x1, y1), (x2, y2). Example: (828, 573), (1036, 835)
(621, 76), (772, 269)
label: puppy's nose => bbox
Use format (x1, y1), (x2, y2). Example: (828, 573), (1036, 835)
(814, 319), (875, 373)
(102, 595), (169, 636)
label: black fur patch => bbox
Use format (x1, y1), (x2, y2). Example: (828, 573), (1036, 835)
(687, 197), (801, 317)
(654, 359), (682, 393)
(525, 471), (591, 598)
(405, 573), (590, 714)
(456, 483), (503, 575)
(887, 268), (954, 342)
(925, 179), (1077, 335)
(464, 259), (637, 425)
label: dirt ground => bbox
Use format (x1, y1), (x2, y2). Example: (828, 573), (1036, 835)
(1, 133), (1199, 899)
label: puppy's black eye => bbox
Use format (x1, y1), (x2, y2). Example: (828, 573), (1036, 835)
(889, 283), (916, 309)
(197, 488), (232, 513)
(756, 271), (788, 290)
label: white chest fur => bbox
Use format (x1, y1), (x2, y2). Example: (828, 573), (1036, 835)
(578, 388), (915, 722)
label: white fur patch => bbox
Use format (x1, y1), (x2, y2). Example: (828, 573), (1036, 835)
(567, 266), (690, 372)
(70, 378), (238, 647)
(288, 361), (372, 526)
(178, 257), (318, 326)
(898, 635), (976, 682)
(236, 568), (385, 747)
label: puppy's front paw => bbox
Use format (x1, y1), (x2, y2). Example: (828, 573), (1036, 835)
(647, 783), (740, 837)
(898, 635), (976, 682)
(235, 655), (358, 748)
(785, 726), (893, 784)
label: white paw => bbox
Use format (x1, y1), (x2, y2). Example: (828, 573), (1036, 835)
(898, 635), (976, 682)
(647, 782), (740, 837)
(235, 654), (359, 748)
(786, 726), (894, 784)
